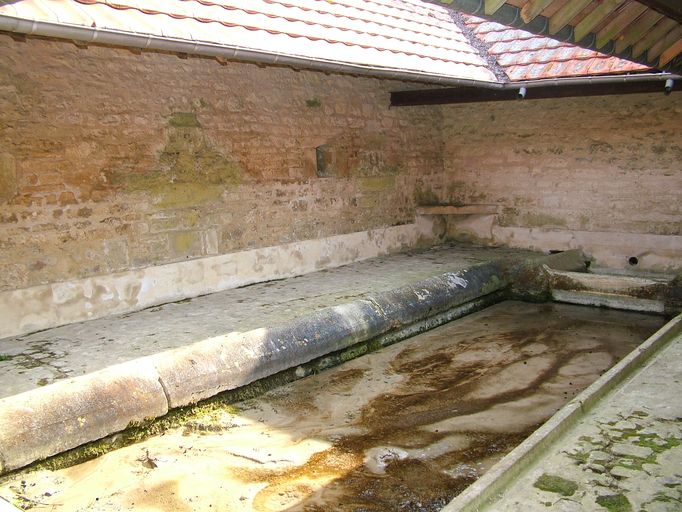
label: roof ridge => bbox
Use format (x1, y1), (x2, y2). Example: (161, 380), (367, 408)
(443, 8), (509, 82)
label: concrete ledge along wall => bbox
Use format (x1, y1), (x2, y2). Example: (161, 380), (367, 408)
(1, 34), (681, 336)
(0, 251), (586, 475)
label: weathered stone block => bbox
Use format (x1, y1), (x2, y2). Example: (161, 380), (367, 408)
(0, 153), (17, 204)
(0, 360), (168, 472)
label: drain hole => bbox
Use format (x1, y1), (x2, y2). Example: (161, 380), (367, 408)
(628, 256), (639, 266)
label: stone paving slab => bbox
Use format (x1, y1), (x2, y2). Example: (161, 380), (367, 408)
(477, 319), (682, 512)
(0, 245), (538, 399)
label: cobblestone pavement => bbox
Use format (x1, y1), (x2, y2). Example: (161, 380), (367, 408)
(491, 326), (682, 512)
(0, 245), (535, 398)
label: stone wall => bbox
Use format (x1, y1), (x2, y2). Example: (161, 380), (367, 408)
(2, 32), (681, 337)
(0, 34), (443, 294)
(437, 94), (682, 270)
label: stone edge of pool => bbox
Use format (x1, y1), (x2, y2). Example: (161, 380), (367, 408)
(0, 250), (586, 476)
(442, 310), (682, 512)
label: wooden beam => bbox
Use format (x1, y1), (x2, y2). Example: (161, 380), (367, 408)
(647, 26), (682, 60)
(614, 10), (664, 54)
(390, 80), (675, 107)
(636, 0), (682, 24)
(573, 0), (625, 42)
(632, 17), (677, 58)
(659, 38), (682, 67)
(520, 0), (553, 23)
(596, 3), (648, 48)
(484, 0), (507, 16)
(549, 0), (591, 35)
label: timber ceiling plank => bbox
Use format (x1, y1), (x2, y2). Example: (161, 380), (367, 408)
(549, 0), (592, 35)
(485, 0), (507, 16)
(573, 0), (625, 42)
(520, 0), (554, 23)
(427, 1), (682, 72)
(632, 17), (678, 58)
(596, 2), (648, 48)
(660, 38), (682, 66)
(637, 0), (682, 24)
(647, 25), (682, 61)
(614, 10), (664, 53)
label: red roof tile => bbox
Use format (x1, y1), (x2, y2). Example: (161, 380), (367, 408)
(463, 13), (649, 81)
(0, 0), (650, 83)
(0, 0), (498, 82)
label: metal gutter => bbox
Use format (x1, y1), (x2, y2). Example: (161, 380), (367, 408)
(0, 14), (503, 89)
(1, 14), (678, 103)
(391, 73), (681, 106)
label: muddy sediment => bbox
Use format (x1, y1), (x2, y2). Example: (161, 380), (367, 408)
(0, 301), (665, 511)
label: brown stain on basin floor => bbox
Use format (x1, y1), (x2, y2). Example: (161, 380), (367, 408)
(0, 302), (666, 512)
(229, 302), (664, 512)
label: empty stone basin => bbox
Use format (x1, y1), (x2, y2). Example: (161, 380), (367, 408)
(0, 301), (666, 511)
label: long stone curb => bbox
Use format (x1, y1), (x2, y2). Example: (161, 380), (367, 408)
(442, 311), (682, 512)
(0, 250), (586, 475)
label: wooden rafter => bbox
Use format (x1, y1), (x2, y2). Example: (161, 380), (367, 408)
(484, 0), (507, 16)
(595, 3), (648, 48)
(427, 0), (682, 72)
(549, 0), (592, 35)
(573, 0), (626, 42)
(648, 26), (682, 61)
(520, 0), (554, 23)
(660, 38), (682, 66)
(632, 18), (677, 58)
(614, 10), (664, 53)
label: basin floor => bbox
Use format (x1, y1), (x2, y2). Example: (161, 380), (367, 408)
(0, 301), (664, 511)
(0, 244), (537, 398)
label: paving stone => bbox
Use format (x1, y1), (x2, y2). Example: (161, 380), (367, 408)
(614, 420), (637, 430)
(609, 466), (640, 479)
(588, 451), (612, 464)
(587, 463), (606, 473)
(611, 443), (654, 459)
(462, 316), (682, 512)
(642, 463), (660, 475)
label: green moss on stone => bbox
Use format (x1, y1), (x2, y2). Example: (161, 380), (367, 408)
(0, 354), (12, 362)
(106, 114), (244, 208)
(533, 474), (578, 496)
(595, 493), (632, 512)
(168, 112), (202, 128)
(522, 213), (568, 228)
(413, 186), (440, 206)
(16, 331), (409, 475)
(305, 98), (321, 108)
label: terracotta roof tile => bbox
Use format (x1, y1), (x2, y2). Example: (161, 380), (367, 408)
(0, 0), (498, 82)
(463, 13), (649, 81)
(0, 0), (650, 83)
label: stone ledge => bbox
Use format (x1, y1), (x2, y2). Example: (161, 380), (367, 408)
(0, 250), (587, 475)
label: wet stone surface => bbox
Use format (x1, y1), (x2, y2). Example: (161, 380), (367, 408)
(0, 301), (665, 511)
(494, 320), (682, 512)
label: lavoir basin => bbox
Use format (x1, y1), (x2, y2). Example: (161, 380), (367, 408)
(0, 300), (666, 511)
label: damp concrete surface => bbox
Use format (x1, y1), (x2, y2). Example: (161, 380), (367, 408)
(0, 301), (665, 511)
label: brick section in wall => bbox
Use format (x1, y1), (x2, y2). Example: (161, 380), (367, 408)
(0, 35), (445, 291)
